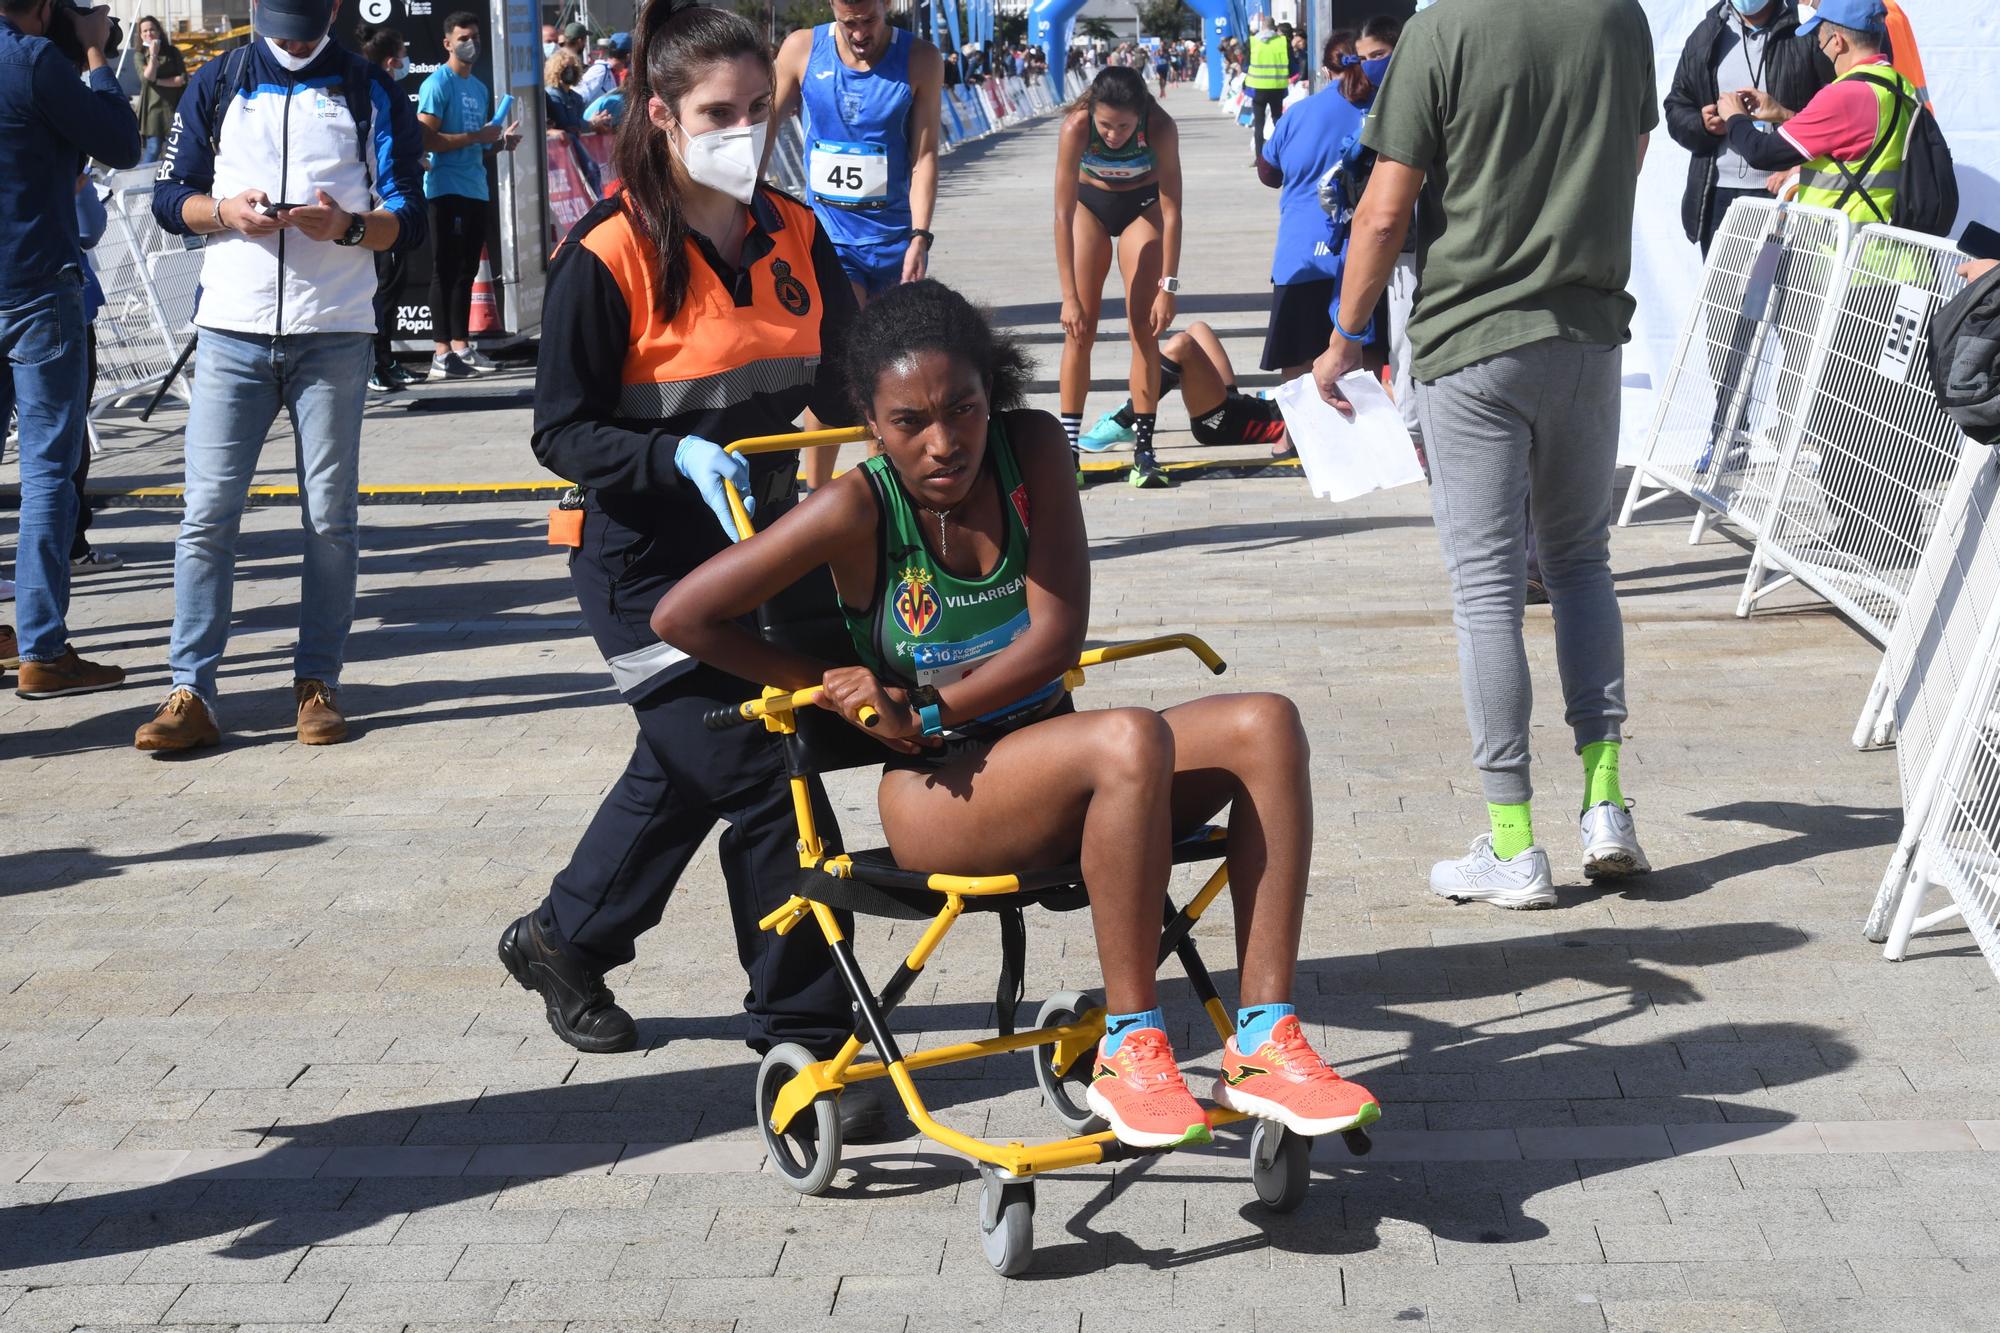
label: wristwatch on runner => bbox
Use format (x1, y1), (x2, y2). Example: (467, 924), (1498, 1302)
(907, 684), (945, 735)
(911, 228), (935, 248)
(1159, 275), (1182, 294)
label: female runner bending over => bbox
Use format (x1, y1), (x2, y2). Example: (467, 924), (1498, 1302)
(654, 280), (1377, 1150)
(1055, 66), (1181, 489)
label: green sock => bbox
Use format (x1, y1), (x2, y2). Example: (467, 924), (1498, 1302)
(1581, 740), (1623, 809)
(1488, 801), (1534, 860)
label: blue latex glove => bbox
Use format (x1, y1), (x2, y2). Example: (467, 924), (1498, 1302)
(675, 435), (754, 540)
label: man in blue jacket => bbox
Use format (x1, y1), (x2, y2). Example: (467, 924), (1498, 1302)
(138, 0), (425, 752)
(0, 0), (139, 700)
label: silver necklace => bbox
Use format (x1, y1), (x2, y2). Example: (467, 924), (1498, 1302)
(920, 501), (959, 558)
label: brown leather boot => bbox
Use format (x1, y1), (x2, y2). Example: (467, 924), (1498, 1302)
(0, 624), (18, 670)
(295, 678), (349, 745)
(15, 648), (125, 700)
(134, 687), (221, 751)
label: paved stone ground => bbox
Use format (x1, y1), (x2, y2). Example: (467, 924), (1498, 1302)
(4, 93), (1999, 1333)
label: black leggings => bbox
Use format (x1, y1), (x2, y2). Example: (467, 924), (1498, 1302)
(427, 194), (488, 345)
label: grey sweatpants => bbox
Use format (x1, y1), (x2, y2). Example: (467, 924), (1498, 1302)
(1417, 337), (1628, 806)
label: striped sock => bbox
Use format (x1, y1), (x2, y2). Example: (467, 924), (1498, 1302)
(1060, 412), (1083, 451)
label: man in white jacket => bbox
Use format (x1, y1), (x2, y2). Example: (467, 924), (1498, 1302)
(140, 0), (425, 751)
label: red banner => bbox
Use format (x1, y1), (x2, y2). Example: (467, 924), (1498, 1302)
(546, 132), (598, 255)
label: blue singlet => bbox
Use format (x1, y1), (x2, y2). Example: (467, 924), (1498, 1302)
(800, 24), (915, 285)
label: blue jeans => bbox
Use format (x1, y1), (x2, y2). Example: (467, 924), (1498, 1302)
(170, 328), (371, 702)
(0, 273), (90, 663)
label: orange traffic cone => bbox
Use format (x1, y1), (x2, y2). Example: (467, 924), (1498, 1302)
(468, 248), (498, 338)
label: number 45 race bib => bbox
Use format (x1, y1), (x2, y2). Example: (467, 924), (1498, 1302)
(811, 140), (890, 209)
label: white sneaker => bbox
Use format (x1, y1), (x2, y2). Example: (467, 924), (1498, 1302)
(1430, 835), (1557, 910)
(1580, 801), (1651, 880)
(0, 577), (14, 601)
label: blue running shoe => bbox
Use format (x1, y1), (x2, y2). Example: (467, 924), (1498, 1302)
(1078, 409), (1135, 452)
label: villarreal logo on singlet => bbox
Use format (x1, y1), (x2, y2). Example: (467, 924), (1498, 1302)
(891, 566), (941, 638)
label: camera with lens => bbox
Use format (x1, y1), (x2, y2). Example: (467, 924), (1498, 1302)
(46, 0), (123, 68)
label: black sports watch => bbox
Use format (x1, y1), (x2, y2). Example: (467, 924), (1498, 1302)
(911, 228), (935, 248)
(334, 211), (368, 247)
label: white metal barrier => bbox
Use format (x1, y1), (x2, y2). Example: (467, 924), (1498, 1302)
(89, 181), (188, 418)
(1855, 438), (2000, 753)
(1875, 599), (2000, 969)
(1862, 446), (2000, 942)
(1738, 225), (1972, 643)
(1618, 199), (1854, 545)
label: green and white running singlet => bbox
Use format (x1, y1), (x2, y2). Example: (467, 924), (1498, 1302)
(844, 421), (1065, 741)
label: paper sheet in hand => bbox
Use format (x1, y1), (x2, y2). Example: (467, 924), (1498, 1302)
(1274, 371), (1425, 503)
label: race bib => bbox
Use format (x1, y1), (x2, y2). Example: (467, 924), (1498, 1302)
(811, 140), (890, 208)
(911, 611), (1029, 690)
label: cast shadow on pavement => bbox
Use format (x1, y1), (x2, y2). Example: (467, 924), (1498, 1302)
(1090, 514), (1431, 562)
(0, 832), (324, 898)
(0, 921), (1858, 1277)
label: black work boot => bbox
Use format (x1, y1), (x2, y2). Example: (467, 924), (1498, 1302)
(838, 1083), (894, 1144)
(498, 912), (637, 1054)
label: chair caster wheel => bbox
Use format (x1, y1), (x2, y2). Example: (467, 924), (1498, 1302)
(1250, 1120), (1311, 1214)
(978, 1165), (1036, 1276)
(756, 1042), (842, 1196)
(1030, 990), (1106, 1136)
(1342, 1127), (1373, 1156)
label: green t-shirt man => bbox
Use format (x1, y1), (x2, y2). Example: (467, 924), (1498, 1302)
(1361, 0), (1659, 382)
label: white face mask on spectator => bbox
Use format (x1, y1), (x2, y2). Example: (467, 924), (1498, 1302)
(672, 119), (769, 207)
(265, 35), (329, 71)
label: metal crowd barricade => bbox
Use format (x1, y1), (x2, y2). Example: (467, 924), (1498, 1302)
(1855, 437), (1998, 751)
(1617, 199), (1853, 547)
(88, 177), (188, 418)
(1864, 446), (2000, 947)
(1876, 600), (2000, 973)
(1736, 225), (1972, 641)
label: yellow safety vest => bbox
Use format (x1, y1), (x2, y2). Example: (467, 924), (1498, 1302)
(1794, 63), (1918, 228)
(1246, 33), (1290, 91)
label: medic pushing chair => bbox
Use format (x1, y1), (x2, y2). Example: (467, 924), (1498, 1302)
(650, 279), (1382, 1276)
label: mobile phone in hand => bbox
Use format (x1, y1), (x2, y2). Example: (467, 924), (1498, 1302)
(254, 201), (304, 217)
(1961, 221), (2000, 263)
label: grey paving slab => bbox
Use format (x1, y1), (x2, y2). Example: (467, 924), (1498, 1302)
(165, 1281), (350, 1324)
(324, 1280), (512, 1322)
(0, 85), (1985, 1329)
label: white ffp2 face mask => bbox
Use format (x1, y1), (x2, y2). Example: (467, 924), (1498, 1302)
(674, 121), (770, 206)
(265, 35), (329, 72)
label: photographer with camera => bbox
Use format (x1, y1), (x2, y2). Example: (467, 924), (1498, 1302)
(140, 0), (425, 751)
(0, 0), (140, 700)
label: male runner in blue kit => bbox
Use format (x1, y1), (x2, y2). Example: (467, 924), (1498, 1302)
(774, 0), (943, 491)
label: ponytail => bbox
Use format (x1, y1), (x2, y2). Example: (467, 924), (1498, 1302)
(613, 1), (772, 323)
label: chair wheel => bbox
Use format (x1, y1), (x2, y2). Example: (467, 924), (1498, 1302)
(1342, 1127), (1373, 1156)
(978, 1166), (1036, 1277)
(1029, 990), (1106, 1136)
(1250, 1120), (1311, 1214)
(756, 1042), (842, 1196)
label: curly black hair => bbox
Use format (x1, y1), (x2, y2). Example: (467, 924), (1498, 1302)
(843, 280), (1031, 420)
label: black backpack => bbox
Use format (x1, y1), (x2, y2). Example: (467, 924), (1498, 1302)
(1833, 68), (1957, 237)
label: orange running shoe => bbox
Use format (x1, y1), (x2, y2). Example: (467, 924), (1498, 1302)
(1083, 1027), (1213, 1149)
(1213, 1015), (1382, 1136)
